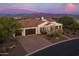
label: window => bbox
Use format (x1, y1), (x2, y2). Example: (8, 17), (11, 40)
(59, 26), (61, 29)
(55, 26), (58, 29)
(40, 27), (47, 34)
(50, 26), (53, 31)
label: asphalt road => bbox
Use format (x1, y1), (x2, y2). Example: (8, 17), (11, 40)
(31, 39), (79, 56)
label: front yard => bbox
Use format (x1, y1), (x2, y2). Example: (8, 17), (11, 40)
(0, 39), (27, 56)
(63, 28), (79, 38)
(45, 34), (68, 43)
(0, 32), (79, 56)
(0, 39), (16, 55)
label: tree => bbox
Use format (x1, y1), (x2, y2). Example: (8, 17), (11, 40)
(70, 22), (79, 31)
(57, 16), (79, 31)
(0, 16), (20, 44)
(57, 16), (75, 28)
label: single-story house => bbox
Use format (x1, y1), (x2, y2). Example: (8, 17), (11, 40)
(15, 17), (63, 36)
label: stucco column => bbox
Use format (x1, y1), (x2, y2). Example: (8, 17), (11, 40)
(61, 25), (63, 30)
(22, 28), (26, 36)
(36, 27), (41, 34)
(13, 34), (15, 37)
(36, 27), (38, 34)
(58, 25), (60, 30)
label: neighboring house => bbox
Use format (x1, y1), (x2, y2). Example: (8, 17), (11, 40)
(15, 17), (63, 36)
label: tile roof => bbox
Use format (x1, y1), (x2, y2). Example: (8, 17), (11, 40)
(18, 19), (45, 28)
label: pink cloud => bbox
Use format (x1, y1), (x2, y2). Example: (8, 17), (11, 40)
(0, 6), (32, 10)
(0, 6), (47, 13)
(65, 3), (76, 12)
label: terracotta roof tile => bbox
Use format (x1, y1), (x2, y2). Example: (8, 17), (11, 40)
(18, 19), (45, 28)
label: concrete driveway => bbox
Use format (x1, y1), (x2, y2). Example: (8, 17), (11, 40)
(16, 35), (52, 53)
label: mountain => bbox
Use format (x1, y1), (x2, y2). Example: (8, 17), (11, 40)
(9, 13), (79, 19)
(0, 8), (79, 15)
(0, 9), (33, 15)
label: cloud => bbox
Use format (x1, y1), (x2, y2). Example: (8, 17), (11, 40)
(0, 6), (47, 13)
(65, 3), (76, 12)
(0, 6), (32, 10)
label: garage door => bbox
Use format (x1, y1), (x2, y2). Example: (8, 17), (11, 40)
(15, 30), (22, 36)
(25, 29), (36, 35)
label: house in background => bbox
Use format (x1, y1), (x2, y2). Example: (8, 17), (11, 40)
(15, 17), (63, 36)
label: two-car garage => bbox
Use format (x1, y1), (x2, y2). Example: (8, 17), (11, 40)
(15, 28), (36, 36)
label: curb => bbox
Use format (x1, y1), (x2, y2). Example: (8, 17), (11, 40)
(26, 37), (79, 56)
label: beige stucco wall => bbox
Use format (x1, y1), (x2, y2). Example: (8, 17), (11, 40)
(15, 21), (63, 36)
(36, 21), (63, 34)
(36, 22), (48, 34)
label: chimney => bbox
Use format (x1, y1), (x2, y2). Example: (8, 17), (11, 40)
(41, 16), (47, 21)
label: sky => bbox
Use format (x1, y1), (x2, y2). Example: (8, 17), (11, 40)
(0, 3), (79, 14)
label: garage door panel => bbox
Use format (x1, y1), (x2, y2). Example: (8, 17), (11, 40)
(15, 30), (22, 36)
(25, 29), (36, 35)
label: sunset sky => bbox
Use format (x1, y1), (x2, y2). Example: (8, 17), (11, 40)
(0, 3), (79, 14)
